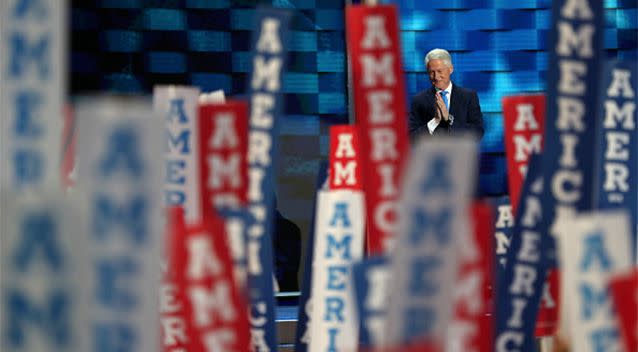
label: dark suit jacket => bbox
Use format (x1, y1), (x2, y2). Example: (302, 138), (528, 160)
(408, 84), (484, 140)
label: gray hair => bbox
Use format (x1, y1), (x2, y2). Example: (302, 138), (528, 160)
(425, 48), (453, 68)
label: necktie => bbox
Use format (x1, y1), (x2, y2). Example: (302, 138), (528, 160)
(440, 90), (449, 110)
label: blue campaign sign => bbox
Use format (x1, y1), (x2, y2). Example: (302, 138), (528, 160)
(294, 161), (329, 352)
(245, 7), (291, 351)
(353, 256), (389, 348)
(594, 60), (638, 263)
(540, 0), (604, 254)
(488, 196), (514, 271)
(217, 207), (254, 291)
(494, 155), (549, 352)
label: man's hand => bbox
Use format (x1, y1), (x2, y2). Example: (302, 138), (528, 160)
(435, 92), (449, 122)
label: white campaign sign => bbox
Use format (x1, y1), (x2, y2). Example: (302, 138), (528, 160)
(309, 189), (365, 352)
(76, 97), (162, 352)
(1, 192), (85, 352)
(385, 136), (477, 346)
(557, 211), (632, 352)
(153, 85), (202, 223)
(0, 0), (66, 190)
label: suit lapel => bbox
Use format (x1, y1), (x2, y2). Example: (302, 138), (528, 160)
(449, 84), (459, 117)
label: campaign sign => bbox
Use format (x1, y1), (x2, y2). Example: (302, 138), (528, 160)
(609, 269), (638, 352)
(154, 86), (203, 223)
(353, 256), (389, 348)
(448, 203), (494, 352)
(216, 208), (252, 292)
(162, 207), (194, 351)
(541, 0), (604, 338)
(170, 211), (251, 352)
(199, 90), (226, 105)
(557, 211), (632, 352)
(346, 4), (410, 254)
(502, 94), (545, 215)
(294, 162), (329, 351)
(534, 269), (560, 337)
(75, 96), (162, 351)
(329, 125), (362, 190)
(295, 162), (329, 352)
(1, 193), (83, 352)
(594, 60), (638, 262)
(308, 189), (365, 352)
(384, 137), (476, 346)
(541, 1), (603, 242)
(1, 0), (66, 190)
(245, 7), (290, 351)
(495, 155), (550, 351)
(199, 100), (249, 212)
(489, 196), (514, 269)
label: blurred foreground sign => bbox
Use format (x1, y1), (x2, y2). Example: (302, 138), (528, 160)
(557, 211), (631, 352)
(385, 137), (476, 346)
(1, 0), (66, 190)
(76, 96), (162, 352)
(1, 193), (83, 352)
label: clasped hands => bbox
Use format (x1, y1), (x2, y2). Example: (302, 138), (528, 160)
(434, 93), (449, 123)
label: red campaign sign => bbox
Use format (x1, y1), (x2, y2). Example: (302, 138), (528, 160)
(199, 100), (248, 212)
(366, 339), (441, 352)
(168, 208), (250, 352)
(450, 202), (494, 352)
(610, 269), (638, 352)
(162, 207), (195, 351)
(535, 269), (559, 337)
(329, 125), (362, 190)
(346, 4), (409, 255)
(502, 95), (545, 215)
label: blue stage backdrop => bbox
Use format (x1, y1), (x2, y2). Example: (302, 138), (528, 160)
(384, 0), (638, 195)
(70, 0), (637, 267)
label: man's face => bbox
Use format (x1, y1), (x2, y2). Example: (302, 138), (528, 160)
(427, 59), (453, 91)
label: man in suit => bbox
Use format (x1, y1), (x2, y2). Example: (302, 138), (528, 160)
(408, 48), (484, 140)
